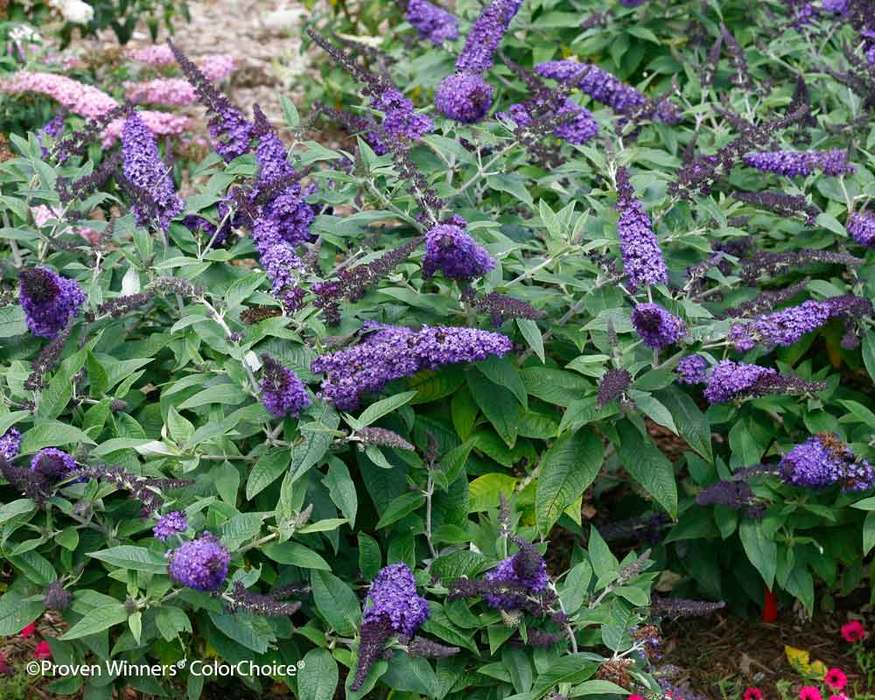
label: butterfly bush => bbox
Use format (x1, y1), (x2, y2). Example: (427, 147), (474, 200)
(2, 1), (875, 698)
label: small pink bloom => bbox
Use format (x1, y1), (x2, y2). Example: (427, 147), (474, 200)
(33, 640), (52, 659)
(799, 687), (823, 700)
(0, 651), (11, 675)
(19, 622), (36, 638)
(828, 695), (850, 700)
(744, 688), (764, 700)
(823, 668), (847, 691)
(628, 696), (645, 700)
(840, 619), (866, 642)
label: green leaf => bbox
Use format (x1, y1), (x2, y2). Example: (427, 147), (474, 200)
(376, 492), (425, 529)
(476, 356), (528, 408)
(0, 305), (27, 338)
(517, 319), (545, 363)
(297, 648), (338, 700)
(246, 449), (291, 500)
(535, 430), (604, 535)
(739, 520), (777, 589)
(629, 390), (677, 434)
(381, 654), (439, 696)
(657, 386), (713, 461)
(466, 370), (521, 447)
(289, 406), (341, 483)
(208, 610), (274, 653)
(310, 570), (360, 635)
(87, 546), (168, 574)
(615, 421), (677, 517)
(263, 542), (331, 570)
(323, 460), (357, 527)
(528, 654), (597, 699)
(863, 331), (875, 384)
(468, 473), (518, 512)
(0, 592), (44, 635)
(178, 383), (246, 410)
(20, 420), (96, 453)
(355, 390), (418, 426)
(60, 604), (128, 640)
(864, 512), (875, 555)
(155, 607), (192, 641)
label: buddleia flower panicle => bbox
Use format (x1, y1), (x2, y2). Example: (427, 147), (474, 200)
(73, 465), (192, 515)
(599, 512), (669, 544)
(597, 368), (631, 407)
(57, 151), (123, 204)
(695, 479), (761, 512)
(225, 581), (302, 616)
(240, 305), (283, 325)
(38, 113), (65, 157)
(731, 190), (819, 225)
(631, 303), (686, 349)
(723, 280), (808, 319)
(0, 454), (57, 505)
(720, 24), (752, 88)
(352, 563), (430, 690)
(728, 295), (873, 351)
(259, 354), (310, 418)
(30, 448), (76, 481)
(312, 324), (512, 409)
(780, 433), (875, 491)
(595, 658), (634, 689)
(168, 532), (230, 592)
(483, 540), (549, 610)
(423, 223), (495, 281)
(651, 597), (727, 618)
(315, 102), (388, 155)
(743, 149), (854, 177)
(347, 427), (415, 451)
(615, 167), (668, 290)
(168, 40), (253, 161)
(676, 355), (708, 385)
(702, 360), (825, 404)
(19, 266), (86, 339)
(406, 637), (460, 658)
(121, 111), (183, 231)
(405, 0), (459, 44)
(500, 95), (598, 147)
(848, 211), (875, 247)
(0, 428), (22, 461)
(153, 511), (188, 541)
(24, 320), (75, 391)
(465, 291), (544, 326)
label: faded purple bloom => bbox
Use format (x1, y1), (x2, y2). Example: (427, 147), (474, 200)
(0, 428), (21, 461)
(742, 149), (854, 177)
(848, 212), (875, 247)
(731, 190), (819, 226)
(619, 0), (647, 5)
(703, 360), (824, 404)
(423, 223), (495, 281)
(121, 111), (183, 231)
(19, 267), (86, 339)
(153, 511), (188, 541)
(225, 581), (301, 616)
(455, 0), (522, 74)
(312, 324), (512, 409)
(168, 532), (230, 591)
(406, 0), (459, 44)
(780, 434), (875, 491)
(740, 249), (861, 284)
(362, 563), (429, 635)
(484, 540), (549, 610)
(651, 597), (726, 618)
(676, 355), (708, 385)
(615, 167), (668, 290)
(728, 295), (873, 351)
(407, 637), (460, 657)
(467, 291), (544, 326)
(501, 98), (598, 145)
(435, 72), (495, 123)
(30, 448), (76, 480)
(43, 581), (72, 611)
(631, 303), (686, 349)
(597, 368), (631, 407)
(352, 617), (393, 691)
(259, 354), (310, 418)
(350, 426), (415, 451)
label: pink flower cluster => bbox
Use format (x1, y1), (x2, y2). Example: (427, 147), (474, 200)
(125, 77), (197, 106)
(126, 45), (235, 82)
(0, 71), (191, 145)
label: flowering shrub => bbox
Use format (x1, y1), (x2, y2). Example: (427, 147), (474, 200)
(1, 0), (875, 698)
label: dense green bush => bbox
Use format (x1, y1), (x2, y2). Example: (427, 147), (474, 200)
(1, 0), (875, 698)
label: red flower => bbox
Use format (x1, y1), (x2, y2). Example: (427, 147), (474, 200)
(33, 640), (52, 660)
(19, 622), (36, 638)
(0, 652), (11, 675)
(629, 696), (645, 700)
(744, 688), (764, 700)
(762, 587), (778, 622)
(823, 668), (847, 691)
(840, 619), (866, 643)
(799, 686), (823, 700)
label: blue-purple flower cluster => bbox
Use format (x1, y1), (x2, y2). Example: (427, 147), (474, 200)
(780, 434), (875, 491)
(259, 354), (310, 418)
(423, 223), (495, 281)
(728, 295), (873, 351)
(168, 532), (230, 591)
(500, 98), (598, 145)
(632, 303), (685, 349)
(742, 149), (854, 177)
(675, 355), (708, 385)
(615, 167), (668, 290)
(311, 324), (512, 409)
(30, 448), (76, 480)
(153, 511), (188, 541)
(848, 212), (875, 247)
(0, 428), (21, 461)
(19, 266), (86, 339)
(362, 563), (430, 635)
(405, 0), (459, 44)
(484, 542), (549, 610)
(701, 360), (824, 404)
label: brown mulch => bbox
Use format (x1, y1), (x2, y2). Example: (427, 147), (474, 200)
(660, 612), (869, 698)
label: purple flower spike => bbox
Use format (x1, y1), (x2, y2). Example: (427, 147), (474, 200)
(153, 511), (188, 541)
(484, 540), (548, 610)
(371, 87), (434, 141)
(0, 428), (22, 461)
(362, 563), (430, 635)
(615, 168), (668, 290)
(631, 303), (686, 349)
(742, 149), (854, 177)
(501, 99), (598, 145)
(435, 72), (494, 123)
(168, 532), (230, 591)
(780, 434), (875, 491)
(259, 354), (310, 418)
(405, 0), (459, 44)
(676, 355), (708, 385)
(455, 0), (523, 74)
(121, 111), (184, 231)
(423, 223), (495, 281)
(702, 360), (824, 404)
(30, 448), (76, 480)
(848, 212), (875, 247)
(19, 266), (86, 339)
